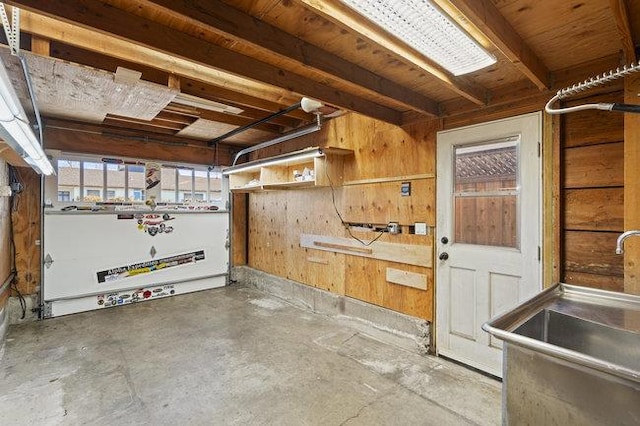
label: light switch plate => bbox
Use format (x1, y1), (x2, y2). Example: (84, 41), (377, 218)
(415, 222), (427, 235)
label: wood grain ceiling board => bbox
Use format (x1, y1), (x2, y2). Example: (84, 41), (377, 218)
(494, 0), (622, 70)
(18, 11), (303, 107)
(1, 0), (633, 141)
(14, 1), (405, 124)
(627, 1), (640, 43)
(176, 118), (271, 145)
(248, 0), (474, 103)
(105, 0), (442, 112)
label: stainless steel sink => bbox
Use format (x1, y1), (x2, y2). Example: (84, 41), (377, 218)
(484, 283), (640, 425)
(514, 309), (640, 372)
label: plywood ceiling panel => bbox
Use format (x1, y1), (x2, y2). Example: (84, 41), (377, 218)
(3, 50), (178, 123)
(177, 118), (271, 145)
(495, 0), (621, 70)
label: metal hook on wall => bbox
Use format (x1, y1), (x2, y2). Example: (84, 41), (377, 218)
(545, 61), (640, 115)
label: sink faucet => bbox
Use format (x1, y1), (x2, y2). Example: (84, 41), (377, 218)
(615, 230), (640, 254)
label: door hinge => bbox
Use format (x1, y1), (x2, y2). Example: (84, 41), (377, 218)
(537, 142), (541, 157)
(538, 246), (541, 262)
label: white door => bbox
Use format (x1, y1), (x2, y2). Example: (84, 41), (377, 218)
(436, 112), (542, 377)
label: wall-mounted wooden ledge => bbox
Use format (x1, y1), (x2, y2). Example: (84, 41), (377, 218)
(300, 233), (432, 268)
(343, 173), (435, 186)
(386, 267), (428, 290)
(231, 180), (318, 192)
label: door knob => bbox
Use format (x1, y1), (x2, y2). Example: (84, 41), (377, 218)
(439, 252), (449, 261)
(441, 236), (449, 244)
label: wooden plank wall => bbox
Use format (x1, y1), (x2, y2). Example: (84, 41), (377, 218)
(0, 159), (11, 314)
(245, 113), (437, 320)
(561, 91), (624, 291)
(624, 74), (640, 294)
(11, 167), (41, 296)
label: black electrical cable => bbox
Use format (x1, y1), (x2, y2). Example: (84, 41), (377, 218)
(8, 165), (26, 319)
(324, 162), (385, 247)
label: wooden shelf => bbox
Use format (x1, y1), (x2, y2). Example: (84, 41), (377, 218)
(223, 146), (352, 192)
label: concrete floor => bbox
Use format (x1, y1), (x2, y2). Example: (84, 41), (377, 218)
(0, 284), (501, 425)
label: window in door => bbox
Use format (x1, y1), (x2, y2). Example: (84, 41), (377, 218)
(453, 138), (519, 249)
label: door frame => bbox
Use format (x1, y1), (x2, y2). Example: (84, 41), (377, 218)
(434, 112), (543, 372)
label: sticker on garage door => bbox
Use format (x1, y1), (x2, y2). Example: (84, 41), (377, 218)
(96, 250), (205, 283)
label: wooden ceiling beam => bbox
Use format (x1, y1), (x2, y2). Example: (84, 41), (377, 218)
(102, 117), (181, 134)
(18, 12), (297, 104)
(142, 0), (439, 117)
(43, 118), (235, 165)
(104, 114), (188, 132)
(8, 1), (403, 125)
(608, 0), (637, 63)
(182, 109), (286, 134)
(295, 0), (487, 105)
(437, 0), (550, 90)
(105, 105), (285, 134)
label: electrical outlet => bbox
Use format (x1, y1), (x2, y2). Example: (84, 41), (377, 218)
(415, 223), (427, 235)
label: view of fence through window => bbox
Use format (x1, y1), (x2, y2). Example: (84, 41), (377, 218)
(453, 139), (519, 249)
(56, 158), (223, 203)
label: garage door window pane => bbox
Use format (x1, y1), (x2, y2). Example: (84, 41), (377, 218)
(57, 160), (80, 202)
(83, 162), (103, 201)
(128, 165), (145, 201)
(106, 164), (125, 202)
(178, 168), (193, 202)
(209, 170), (223, 202)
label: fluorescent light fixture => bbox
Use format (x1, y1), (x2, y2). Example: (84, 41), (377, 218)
(340, 0), (496, 76)
(173, 93), (244, 115)
(0, 56), (54, 175)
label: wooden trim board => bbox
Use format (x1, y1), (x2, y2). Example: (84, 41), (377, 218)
(343, 173), (435, 186)
(386, 267), (428, 290)
(306, 256), (329, 265)
(300, 234), (432, 268)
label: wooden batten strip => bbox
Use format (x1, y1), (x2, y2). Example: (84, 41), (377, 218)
(313, 241), (373, 254)
(385, 268), (428, 290)
(306, 256), (329, 265)
(300, 234), (432, 268)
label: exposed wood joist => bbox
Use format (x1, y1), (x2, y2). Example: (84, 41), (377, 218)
(143, 0), (439, 117)
(30, 34), (49, 55)
(103, 115), (183, 134)
(171, 106), (285, 134)
(437, 0), (550, 90)
(295, 0), (487, 106)
(43, 118), (235, 165)
(608, 0), (637, 63)
(17, 12), (297, 105)
(8, 1), (403, 125)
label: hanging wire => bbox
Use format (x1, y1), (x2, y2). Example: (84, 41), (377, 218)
(323, 159), (385, 247)
(8, 165), (27, 319)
